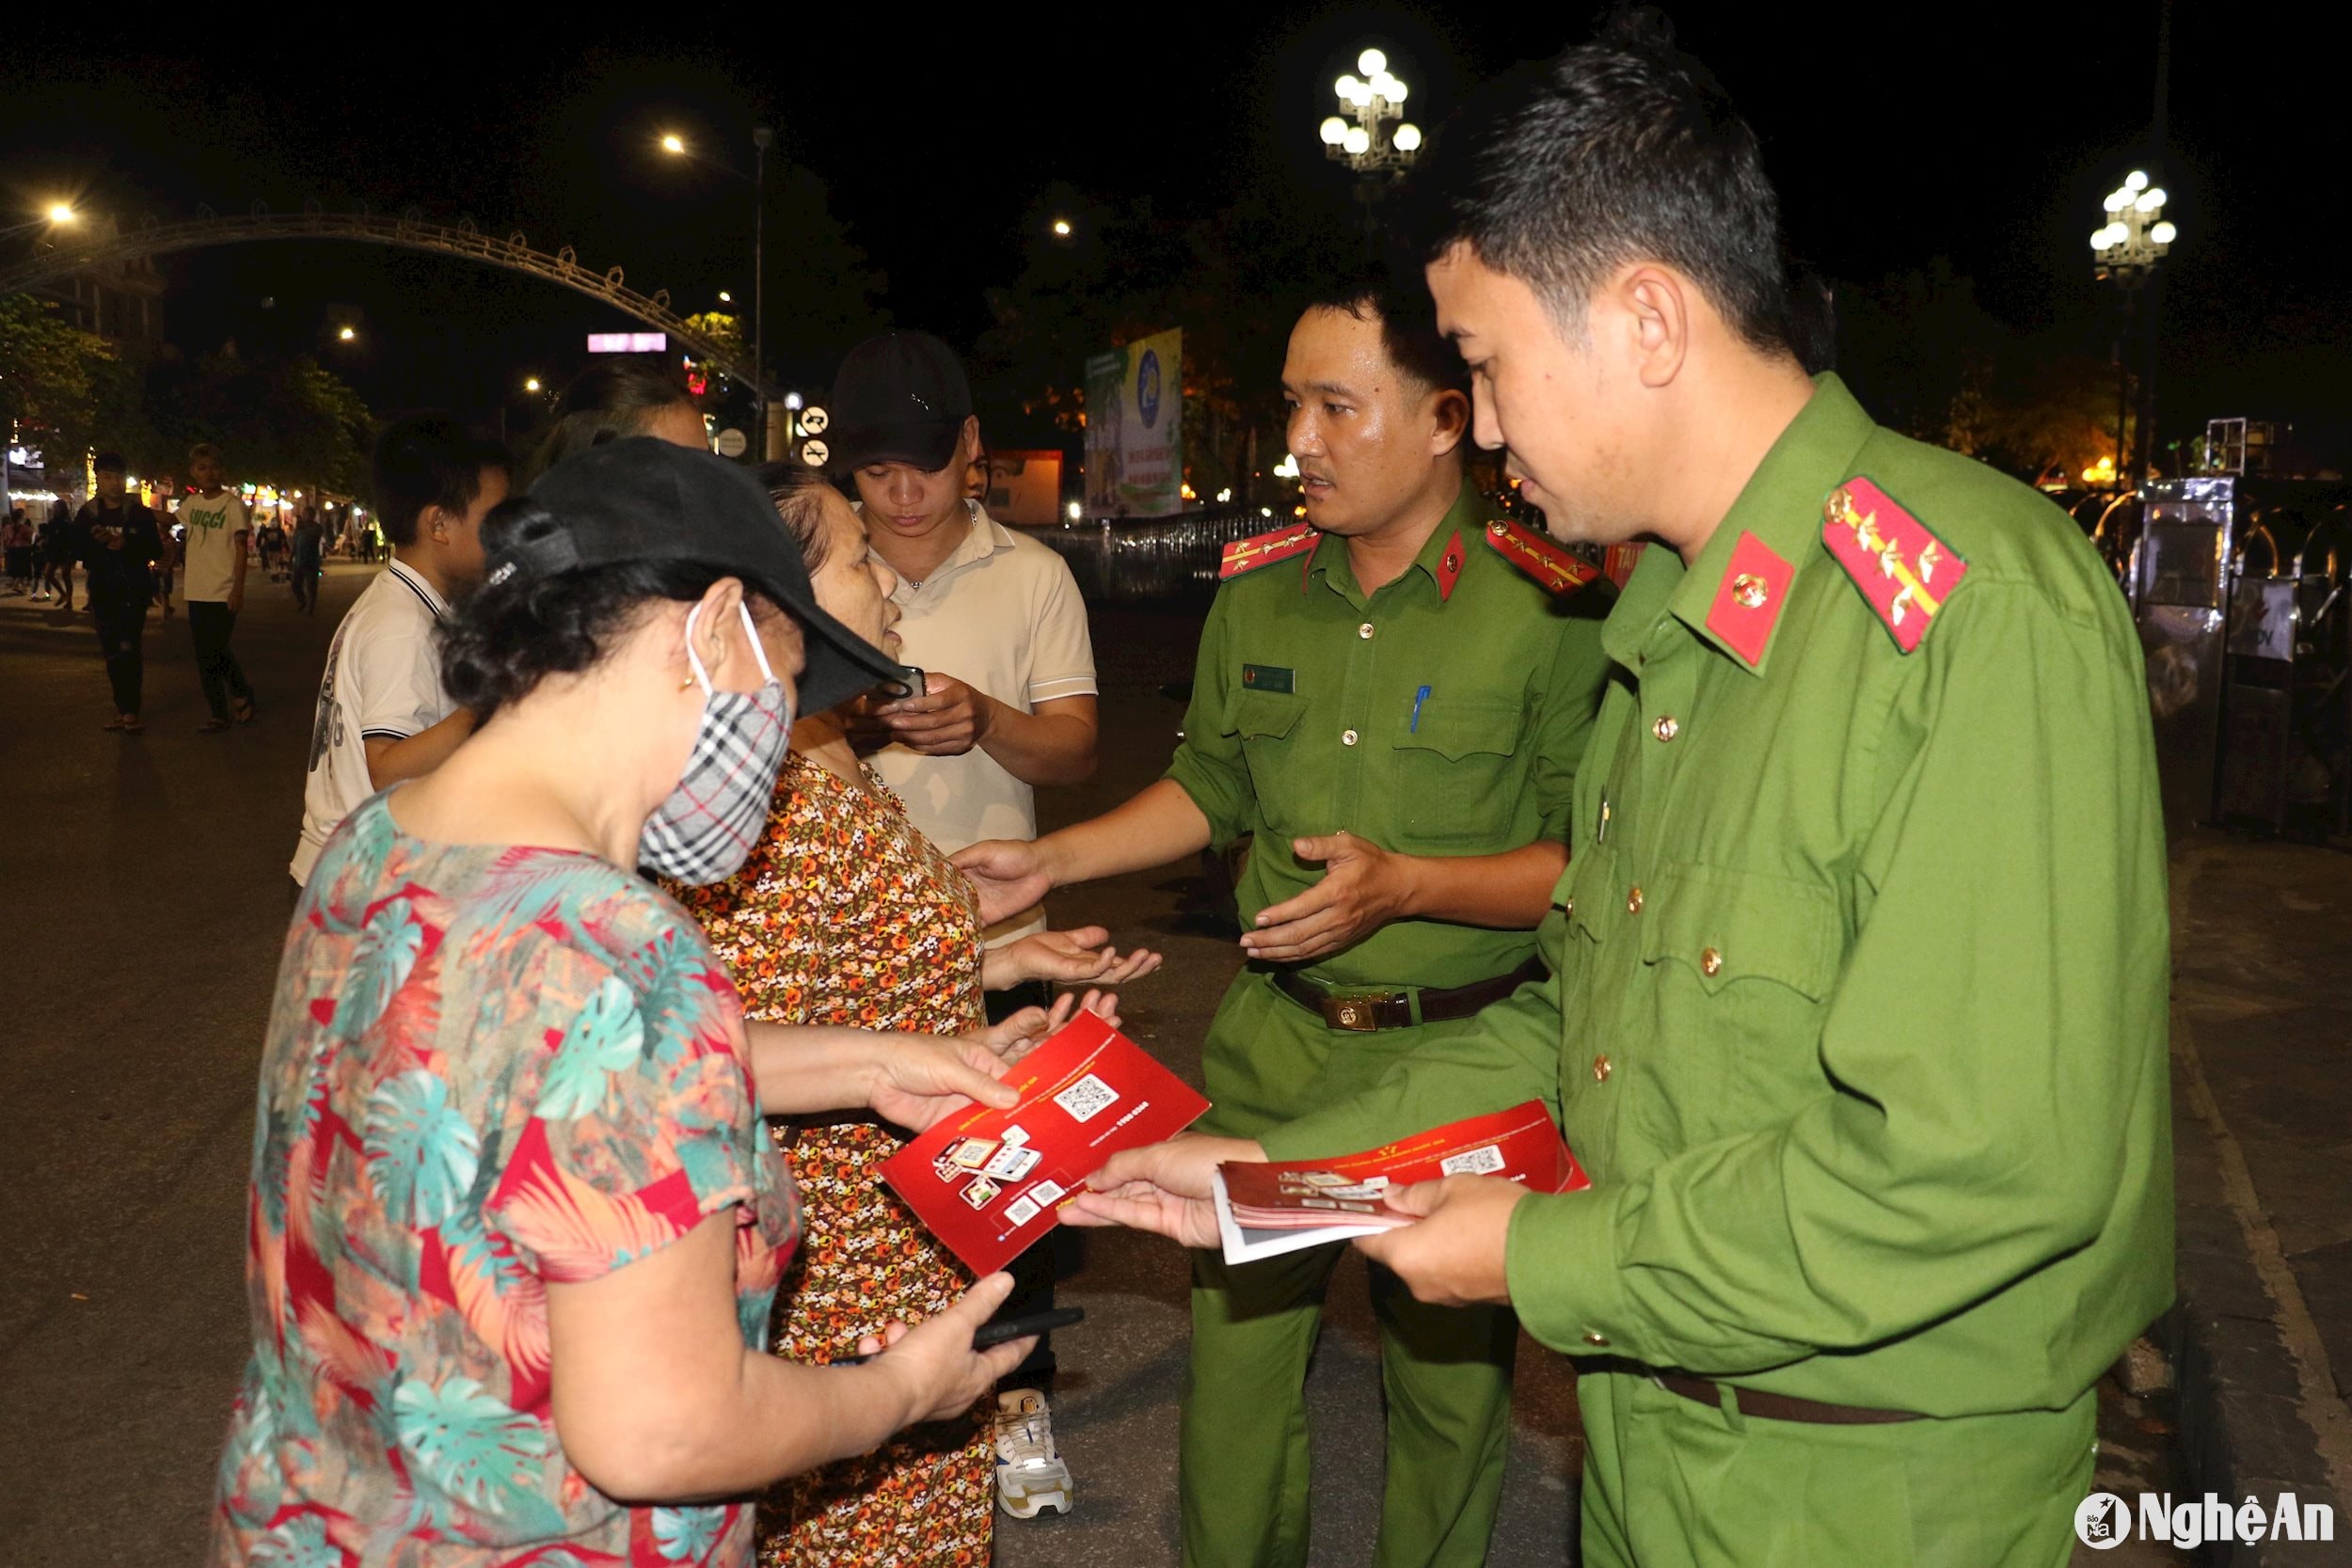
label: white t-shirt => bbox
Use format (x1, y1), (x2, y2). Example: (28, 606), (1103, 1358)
(866, 503), (1098, 941)
(179, 491), (248, 602)
(290, 560), (454, 885)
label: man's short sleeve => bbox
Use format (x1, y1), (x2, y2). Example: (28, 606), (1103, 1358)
(1162, 594), (1253, 847)
(485, 940), (764, 1285)
(1025, 550), (1098, 706)
(354, 624), (453, 743)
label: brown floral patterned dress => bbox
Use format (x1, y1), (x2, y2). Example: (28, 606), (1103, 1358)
(671, 751), (993, 1567)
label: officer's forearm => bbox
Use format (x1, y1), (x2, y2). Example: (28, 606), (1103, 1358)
(1393, 841), (1566, 929)
(1039, 779), (1214, 889)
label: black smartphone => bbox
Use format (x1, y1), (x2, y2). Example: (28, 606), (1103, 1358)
(834, 1306), (1084, 1365)
(875, 665), (926, 703)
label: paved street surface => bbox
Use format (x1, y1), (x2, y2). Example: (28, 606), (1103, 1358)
(0, 568), (2280, 1566)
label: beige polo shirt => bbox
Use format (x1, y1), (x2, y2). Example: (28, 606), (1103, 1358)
(866, 502), (1097, 941)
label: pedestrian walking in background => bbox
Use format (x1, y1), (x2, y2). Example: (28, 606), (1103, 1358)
(289, 415), (508, 890)
(289, 505), (323, 612)
(2, 508), (33, 594)
(180, 443), (256, 732)
(74, 452), (165, 733)
(37, 501), (78, 609)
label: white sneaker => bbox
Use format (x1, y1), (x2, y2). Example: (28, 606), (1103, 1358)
(993, 1387), (1073, 1518)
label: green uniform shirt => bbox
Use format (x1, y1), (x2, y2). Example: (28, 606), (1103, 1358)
(1165, 482), (1613, 992)
(1263, 376), (2174, 1418)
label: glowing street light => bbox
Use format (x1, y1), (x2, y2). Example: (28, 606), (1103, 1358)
(2089, 169), (2179, 490)
(47, 203), (76, 224)
(660, 133), (687, 154)
(524, 376), (542, 393)
(718, 290), (732, 303)
(1052, 217), (1073, 237)
(1322, 44), (1421, 185)
(337, 325), (357, 342)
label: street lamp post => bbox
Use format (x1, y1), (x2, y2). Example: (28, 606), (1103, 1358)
(2090, 171), (2177, 489)
(660, 127), (777, 458)
(1318, 48), (1423, 240)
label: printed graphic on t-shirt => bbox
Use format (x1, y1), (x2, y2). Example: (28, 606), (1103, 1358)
(309, 617), (353, 772)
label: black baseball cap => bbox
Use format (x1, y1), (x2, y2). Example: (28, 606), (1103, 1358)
(829, 330), (974, 472)
(506, 437), (900, 713)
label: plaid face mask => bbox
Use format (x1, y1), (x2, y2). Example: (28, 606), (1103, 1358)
(638, 602), (796, 886)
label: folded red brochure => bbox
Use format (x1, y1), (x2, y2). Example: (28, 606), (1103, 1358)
(1212, 1101), (1588, 1264)
(882, 1011), (1211, 1275)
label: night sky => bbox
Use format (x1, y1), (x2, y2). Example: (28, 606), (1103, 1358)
(6, 2), (2344, 456)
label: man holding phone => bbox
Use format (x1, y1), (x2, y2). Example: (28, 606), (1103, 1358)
(74, 452), (166, 733)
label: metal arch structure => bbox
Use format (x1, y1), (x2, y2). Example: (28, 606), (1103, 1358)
(0, 204), (757, 389)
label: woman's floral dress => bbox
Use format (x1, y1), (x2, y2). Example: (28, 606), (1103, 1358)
(212, 793), (799, 1568)
(671, 752), (993, 1568)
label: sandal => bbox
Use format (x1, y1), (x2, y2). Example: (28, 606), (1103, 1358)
(199, 717), (231, 733)
(231, 697), (259, 724)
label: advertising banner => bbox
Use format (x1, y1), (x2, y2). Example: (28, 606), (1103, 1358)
(1083, 327), (1183, 516)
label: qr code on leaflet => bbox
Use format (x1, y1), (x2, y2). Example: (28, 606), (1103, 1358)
(1054, 1073), (1120, 1123)
(1439, 1144), (1507, 1177)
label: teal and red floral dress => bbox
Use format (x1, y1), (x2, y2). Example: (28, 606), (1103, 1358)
(211, 793), (799, 1568)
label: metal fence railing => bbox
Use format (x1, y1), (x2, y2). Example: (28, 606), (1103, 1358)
(1026, 505), (1281, 605)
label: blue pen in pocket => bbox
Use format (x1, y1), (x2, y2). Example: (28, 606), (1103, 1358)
(1410, 685), (1433, 734)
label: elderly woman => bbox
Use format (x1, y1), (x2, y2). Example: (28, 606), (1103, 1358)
(212, 440), (1050, 1568)
(667, 464), (1155, 1565)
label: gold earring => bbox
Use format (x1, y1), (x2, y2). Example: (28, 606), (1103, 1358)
(680, 674), (698, 690)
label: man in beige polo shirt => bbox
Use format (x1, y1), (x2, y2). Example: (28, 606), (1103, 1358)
(834, 331), (1099, 942)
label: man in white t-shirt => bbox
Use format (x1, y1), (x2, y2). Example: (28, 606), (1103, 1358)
(834, 331), (1099, 943)
(180, 443), (255, 731)
(290, 414), (510, 887)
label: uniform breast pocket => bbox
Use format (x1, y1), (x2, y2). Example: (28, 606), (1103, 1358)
(1390, 699), (1525, 847)
(1230, 689), (1308, 829)
(1640, 864), (1841, 1130)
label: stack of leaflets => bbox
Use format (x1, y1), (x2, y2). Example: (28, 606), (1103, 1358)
(882, 1012), (1210, 1275)
(1212, 1101), (1588, 1264)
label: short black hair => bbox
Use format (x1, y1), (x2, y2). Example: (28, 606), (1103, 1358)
(1305, 273), (1471, 399)
(1407, 8), (1800, 359)
(93, 451), (128, 474)
(372, 413), (511, 547)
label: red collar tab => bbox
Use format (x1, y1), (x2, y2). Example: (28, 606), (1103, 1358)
(1482, 517), (1598, 597)
(1219, 521), (1320, 583)
(1822, 478), (1967, 654)
(1705, 531), (1796, 667)
(1434, 529), (1466, 601)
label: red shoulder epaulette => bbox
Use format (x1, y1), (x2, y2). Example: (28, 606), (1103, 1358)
(1482, 518), (1598, 597)
(1822, 478), (1969, 654)
(1220, 521), (1319, 581)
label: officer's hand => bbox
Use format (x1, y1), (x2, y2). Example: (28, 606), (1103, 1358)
(1353, 1176), (1525, 1307)
(870, 673), (994, 756)
(1241, 832), (1411, 963)
(952, 839), (1053, 927)
(1069, 1133), (1264, 1249)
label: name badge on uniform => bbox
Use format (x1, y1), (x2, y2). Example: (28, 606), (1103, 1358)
(1241, 664), (1295, 694)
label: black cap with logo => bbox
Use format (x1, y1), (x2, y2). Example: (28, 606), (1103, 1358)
(506, 437), (900, 713)
(828, 330), (973, 473)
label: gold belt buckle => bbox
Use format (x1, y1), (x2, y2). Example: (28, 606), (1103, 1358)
(1320, 992), (1401, 1031)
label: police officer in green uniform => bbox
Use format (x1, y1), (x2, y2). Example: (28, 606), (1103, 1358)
(956, 279), (1613, 1568)
(1076, 23), (2172, 1568)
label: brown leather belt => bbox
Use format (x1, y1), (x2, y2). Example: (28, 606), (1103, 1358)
(1269, 958), (1547, 1032)
(1652, 1371), (1922, 1425)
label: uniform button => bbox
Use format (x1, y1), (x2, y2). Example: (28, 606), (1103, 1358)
(1701, 946), (1724, 976)
(1583, 1331), (1611, 1347)
(1592, 1053), (1613, 1083)
(1342, 728), (1359, 747)
(1562, 897), (1575, 920)
(1359, 622), (1375, 640)
(1627, 885), (1644, 914)
(1652, 715), (1679, 742)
